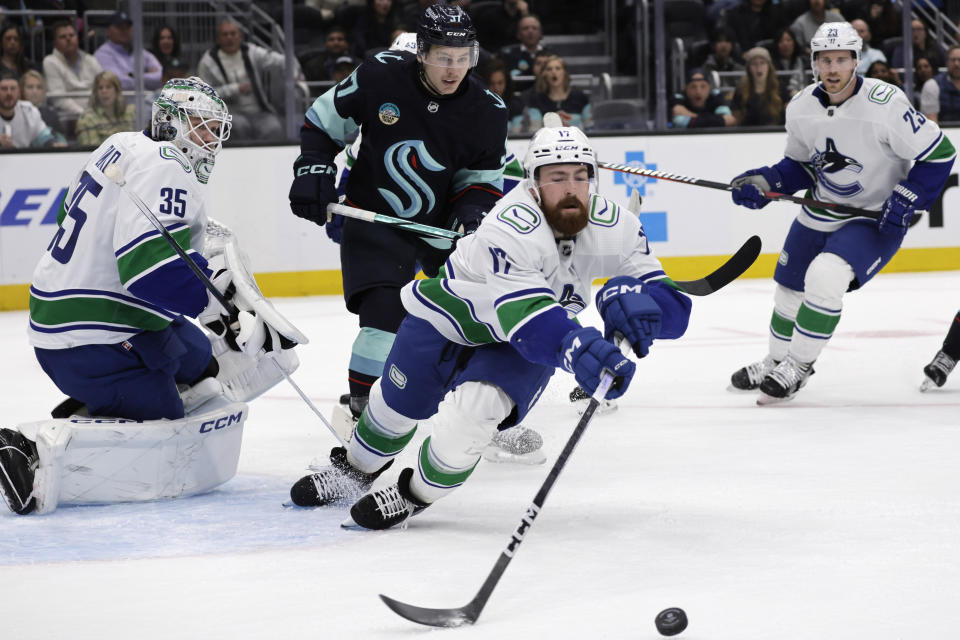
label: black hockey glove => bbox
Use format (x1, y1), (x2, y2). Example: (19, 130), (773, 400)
(449, 204), (485, 237)
(289, 155), (337, 226)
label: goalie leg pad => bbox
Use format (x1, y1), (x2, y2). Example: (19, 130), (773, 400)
(23, 402), (248, 513)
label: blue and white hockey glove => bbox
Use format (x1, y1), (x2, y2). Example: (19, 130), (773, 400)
(558, 327), (636, 400)
(878, 180), (923, 237)
(730, 166), (784, 210)
(289, 155), (338, 229)
(596, 276), (662, 358)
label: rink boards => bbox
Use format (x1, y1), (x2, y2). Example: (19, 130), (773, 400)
(2, 129), (959, 310)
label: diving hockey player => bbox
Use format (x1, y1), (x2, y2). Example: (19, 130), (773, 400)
(728, 22), (955, 404)
(288, 3), (509, 429)
(288, 116), (692, 530)
(0, 77), (302, 515)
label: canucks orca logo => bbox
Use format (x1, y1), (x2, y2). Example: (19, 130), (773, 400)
(379, 140), (446, 218)
(558, 284), (586, 314)
(811, 138), (863, 197)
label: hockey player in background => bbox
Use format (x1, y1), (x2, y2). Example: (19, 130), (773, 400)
(0, 77), (301, 515)
(288, 116), (693, 530)
(921, 310), (960, 390)
(728, 22), (955, 404)
(288, 4), (508, 425)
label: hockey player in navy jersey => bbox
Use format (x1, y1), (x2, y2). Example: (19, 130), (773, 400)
(288, 117), (693, 530)
(728, 22), (956, 404)
(288, 4), (510, 427)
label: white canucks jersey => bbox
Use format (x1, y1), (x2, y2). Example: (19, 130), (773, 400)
(785, 77), (955, 231)
(29, 131), (209, 349)
(400, 182), (668, 346)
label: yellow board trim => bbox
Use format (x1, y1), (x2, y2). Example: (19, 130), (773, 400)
(3, 247), (958, 312)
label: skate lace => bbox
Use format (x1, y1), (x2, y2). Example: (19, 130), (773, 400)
(930, 351), (957, 375)
(371, 484), (417, 529)
(745, 356), (777, 386)
(310, 467), (359, 501)
(767, 357), (810, 390)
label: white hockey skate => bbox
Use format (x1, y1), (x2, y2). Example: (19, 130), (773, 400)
(920, 350), (957, 391)
(482, 425), (546, 465)
(569, 385), (618, 416)
(757, 356), (815, 405)
(729, 355), (778, 391)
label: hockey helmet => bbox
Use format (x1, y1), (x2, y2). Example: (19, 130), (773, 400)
(390, 32), (418, 54)
(417, 3), (479, 68)
(809, 22), (862, 75)
(152, 76), (232, 181)
(523, 113), (599, 183)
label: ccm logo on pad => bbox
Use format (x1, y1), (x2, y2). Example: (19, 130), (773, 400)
(199, 411), (244, 433)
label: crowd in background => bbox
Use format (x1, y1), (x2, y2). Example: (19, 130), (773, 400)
(2, 0), (960, 149)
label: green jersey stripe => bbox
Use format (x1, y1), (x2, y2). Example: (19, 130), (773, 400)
(415, 279), (496, 344)
(920, 135), (957, 162)
(355, 414), (417, 455)
(116, 228), (192, 285)
(796, 302), (841, 336)
(30, 294), (172, 331)
(419, 436), (478, 487)
(496, 294), (555, 336)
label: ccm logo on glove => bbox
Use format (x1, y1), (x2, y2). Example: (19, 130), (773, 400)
(295, 163), (335, 177)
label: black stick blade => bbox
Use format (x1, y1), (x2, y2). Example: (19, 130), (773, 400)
(379, 594), (480, 628)
(675, 235), (761, 296)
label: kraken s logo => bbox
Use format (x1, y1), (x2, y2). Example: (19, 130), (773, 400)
(811, 138), (863, 198)
(379, 140), (446, 218)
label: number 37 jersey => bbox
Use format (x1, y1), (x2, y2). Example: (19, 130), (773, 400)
(29, 131), (210, 349)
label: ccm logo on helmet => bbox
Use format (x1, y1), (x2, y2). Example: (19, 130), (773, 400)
(445, 31), (467, 36)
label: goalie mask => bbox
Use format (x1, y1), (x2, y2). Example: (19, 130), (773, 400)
(152, 77), (232, 182)
(523, 113), (599, 189)
(810, 22), (861, 87)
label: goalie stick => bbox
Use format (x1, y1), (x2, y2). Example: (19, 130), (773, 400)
(102, 164), (348, 448)
(329, 203), (761, 297)
(380, 372), (616, 628)
(599, 161), (887, 220)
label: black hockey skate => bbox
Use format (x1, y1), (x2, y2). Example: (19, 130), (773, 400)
(344, 467), (430, 530)
(757, 356), (815, 404)
(0, 428), (39, 515)
(921, 350), (957, 391)
(569, 384), (617, 415)
(289, 446), (393, 507)
(730, 356), (778, 391)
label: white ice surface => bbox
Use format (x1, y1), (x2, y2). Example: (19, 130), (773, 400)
(2, 271), (959, 639)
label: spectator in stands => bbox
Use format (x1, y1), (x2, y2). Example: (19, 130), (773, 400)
(517, 49), (554, 101)
(350, 0), (403, 56)
(1, 24), (38, 79)
(920, 45), (960, 123)
(702, 28), (743, 87)
(670, 67), (735, 128)
(301, 26), (355, 82)
(790, 0), (845, 53)
(913, 56), (934, 108)
(197, 18), (286, 141)
(19, 70), (67, 141)
(331, 56), (360, 83)
(150, 25), (186, 76)
(891, 19), (943, 71)
(865, 60), (900, 87)
(499, 14), (544, 91)
(731, 47), (787, 126)
(94, 11), (164, 92)
(524, 54), (591, 130)
(480, 58), (525, 134)
(0, 70), (67, 149)
(400, 0), (438, 32)
(770, 28), (804, 97)
(75, 70), (136, 147)
(850, 18), (886, 75)
(471, 0), (530, 55)
(43, 20), (103, 127)
(865, 0), (901, 43)
(726, 0), (784, 56)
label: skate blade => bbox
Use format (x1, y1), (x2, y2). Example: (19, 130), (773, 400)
(756, 392), (792, 406)
(572, 399), (618, 417)
(920, 377), (939, 392)
(340, 515), (364, 530)
(726, 384), (759, 393)
(481, 446), (547, 465)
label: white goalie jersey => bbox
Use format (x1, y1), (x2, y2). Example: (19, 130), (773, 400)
(400, 181), (669, 346)
(785, 77), (955, 232)
(28, 131), (210, 349)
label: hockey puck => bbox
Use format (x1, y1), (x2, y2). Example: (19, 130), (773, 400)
(655, 607), (688, 636)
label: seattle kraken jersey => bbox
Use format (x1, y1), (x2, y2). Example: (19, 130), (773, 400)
(401, 182), (668, 346)
(29, 132), (210, 349)
(785, 77), (955, 232)
(303, 51), (509, 227)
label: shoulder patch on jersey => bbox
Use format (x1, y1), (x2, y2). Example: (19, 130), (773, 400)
(588, 196), (620, 227)
(868, 83), (895, 105)
(378, 102), (400, 125)
(484, 89), (507, 110)
(158, 145), (192, 173)
(374, 51), (405, 64)
(496, 203), (541, 234)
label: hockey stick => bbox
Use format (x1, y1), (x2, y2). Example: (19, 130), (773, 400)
(599, 161), (883, 220)
(331, 202), (759, 296)
(102, 164), (347, 447)
(380, 371), (616, 628)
